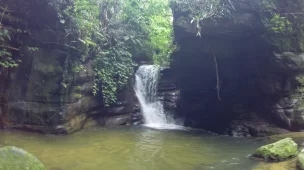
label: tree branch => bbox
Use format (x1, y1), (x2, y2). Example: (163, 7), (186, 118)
(0, 45), (19, 51)
(0, 6), (7, 28)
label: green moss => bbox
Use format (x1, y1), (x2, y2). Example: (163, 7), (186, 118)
(260, 0), (277, 12)
(253, 138), (298, 161)
(71, 93), (84, 100)
(72, 86), (82, 93)
(0, 146), (46, 170)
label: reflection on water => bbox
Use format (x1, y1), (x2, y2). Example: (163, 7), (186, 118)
(0, 126), (265, 170)
(131, 129), (164, 170)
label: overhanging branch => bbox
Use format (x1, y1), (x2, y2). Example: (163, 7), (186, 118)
(0, 44), (19, 51)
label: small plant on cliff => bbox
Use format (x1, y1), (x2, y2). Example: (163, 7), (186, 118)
(264, 14), (292, 34)
(258, 0), (304, 52)
(170, 0), (235, 36)
(0, 7), (20, 68)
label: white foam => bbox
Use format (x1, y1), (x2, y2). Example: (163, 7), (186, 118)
(143, 124), (186, 130)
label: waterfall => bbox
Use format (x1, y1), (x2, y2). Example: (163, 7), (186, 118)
(134, 65), (175, 128)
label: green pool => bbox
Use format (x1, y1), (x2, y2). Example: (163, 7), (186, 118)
(0, 126), (268, 170)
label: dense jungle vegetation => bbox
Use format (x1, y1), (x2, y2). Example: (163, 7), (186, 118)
(60, 0), (175, 105)
(0, 0), (175, 106)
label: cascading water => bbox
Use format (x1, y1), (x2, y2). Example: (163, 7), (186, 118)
(135, 65), (166, 124)
(134, 65), (182, 129)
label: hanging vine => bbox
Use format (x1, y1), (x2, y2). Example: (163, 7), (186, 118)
(213, 53), (221, 101)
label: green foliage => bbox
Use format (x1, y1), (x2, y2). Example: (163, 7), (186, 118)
(262, 14), (293, 51)
(170, 0), (234, 36)
(0, 6), (22, 68)
(63, 0), (174, 106)
(0, 28), (20, 68)
(265, 14), (292, 34)
(259, 0), (304, 52)
(170, 0), (230, 20)
(72, 62), (86, 73)
(260, 0), (277, 14)
(28, 46), (39, 52)
(148, 1), (175, 66)
(93, 46), (134, 105)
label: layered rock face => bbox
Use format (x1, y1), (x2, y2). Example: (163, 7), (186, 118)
(0, 0), (103, 133)
(170, 0), (304, 136)
(105, 80), (141, 126)
(158, 68), (180, 117)
(0, 0), (140, 133)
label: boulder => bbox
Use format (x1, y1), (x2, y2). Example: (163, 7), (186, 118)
(253, 138), (298, 161)
(0, 146), (45, 170)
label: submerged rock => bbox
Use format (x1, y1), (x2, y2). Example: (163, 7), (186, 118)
(253, 138), (298, 161)
(297, 150), (304, 170)
(253, 159), (297, 170)
(49, 168), (64, 170)
(0, 146), (45, 170)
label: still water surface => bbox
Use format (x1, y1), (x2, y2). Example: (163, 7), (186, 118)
(0, 126), (267, 170)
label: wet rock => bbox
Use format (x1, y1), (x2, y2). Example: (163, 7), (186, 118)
(274, 52), (304, 71)
(253, 138), (298, 161)
(133, 120), (143, 126)
(0, 146), (45, 170)
(107, 106), (129, 115)
(157, 68), (180, 116)
(227, 113), (290, 137)
(132, 115), (142, 122)
(269, 96), (304, 131)
(105, 114), (131, 126)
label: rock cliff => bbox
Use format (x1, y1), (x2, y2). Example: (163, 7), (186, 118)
(170, 0), (304, 136)
(0, 0), (140, 133)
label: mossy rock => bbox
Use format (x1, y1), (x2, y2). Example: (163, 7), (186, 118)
(0, 146), (46, 170)
(297, 150), (304, 170)
(253, 138), (298, 161)
(71, 93), (84, 101)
